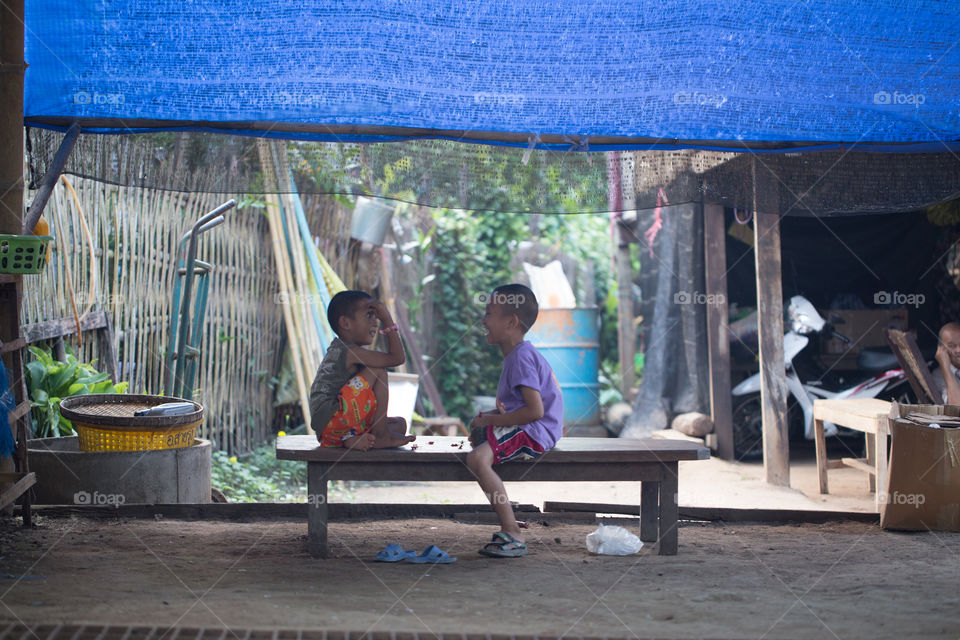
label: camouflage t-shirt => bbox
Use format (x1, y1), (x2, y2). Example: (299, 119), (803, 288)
(308, 338), (358, 431)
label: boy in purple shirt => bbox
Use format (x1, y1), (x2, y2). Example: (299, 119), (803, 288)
(466, 284), (563, 558)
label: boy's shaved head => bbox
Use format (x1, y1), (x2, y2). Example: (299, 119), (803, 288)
(327, 290), (373, 335)
(491, 284), (539, 333)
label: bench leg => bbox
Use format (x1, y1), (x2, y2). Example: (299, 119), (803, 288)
(658, 462), (679, 555)
(814, 418), (829, 494)
(640, 481), (659, 543)
(874, 420), (889, 512)
(307, 462), (329, 558)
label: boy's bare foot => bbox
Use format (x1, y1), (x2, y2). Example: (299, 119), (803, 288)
(370, 431), (416, 448)
(343, 432), (375, 451)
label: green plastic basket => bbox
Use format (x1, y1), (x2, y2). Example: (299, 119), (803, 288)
(0, 234), (53, 274)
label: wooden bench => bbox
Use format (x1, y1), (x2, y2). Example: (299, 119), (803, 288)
(276, 435), (710, 557)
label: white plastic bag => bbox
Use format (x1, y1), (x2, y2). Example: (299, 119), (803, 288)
(585, 524), (643, 555)
(522, 260), (576, 309)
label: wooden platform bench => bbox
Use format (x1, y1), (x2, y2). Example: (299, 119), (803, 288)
(275, 435), (710, 557)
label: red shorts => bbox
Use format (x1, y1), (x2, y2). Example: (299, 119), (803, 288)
(319, 373), (377, 447)
(485, 425), (545, 464)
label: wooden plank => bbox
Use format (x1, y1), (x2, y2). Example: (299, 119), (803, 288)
(658, 462), (679, 555)
(21, 311), (110, 343)
(275, 435), (709, 463)
(754, 209), (789, 485)
(886, 329), (938, 404)
(9, 399), (29, 421)
(840, 457), (875, 475)
(704, 202), (734, 460)
(20, 502), (542, 520)
(310, 461), (663, 483)
(0, 472), (35, 510)
(0, 336), (25, 354)
(812, 398), (889, 433)
(543, 501), (881, 524)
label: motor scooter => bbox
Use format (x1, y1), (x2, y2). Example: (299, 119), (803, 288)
(730, 296), (915, 459)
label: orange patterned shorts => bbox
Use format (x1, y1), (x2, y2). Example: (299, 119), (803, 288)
(319, 373), (377, 447)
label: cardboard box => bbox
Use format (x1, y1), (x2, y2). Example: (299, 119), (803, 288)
(880, 403), (960, 532)
(821, 308), (909, 355)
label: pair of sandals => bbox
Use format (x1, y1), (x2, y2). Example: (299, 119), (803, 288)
(479, 531), (527, 558)
(375, 543), (456, 563)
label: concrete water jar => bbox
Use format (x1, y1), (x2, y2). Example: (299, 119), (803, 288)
(527, 307), (601, 427)
(27, 436), (212, 504)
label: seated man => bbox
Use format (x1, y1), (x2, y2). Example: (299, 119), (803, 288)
(933, 322), (960, 404)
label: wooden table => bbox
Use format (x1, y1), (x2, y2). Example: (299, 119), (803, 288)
(276, 435), (710, 557)
(813, 398), (891, 510)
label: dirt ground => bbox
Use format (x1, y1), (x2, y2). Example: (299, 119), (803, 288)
(1, 514), (959, 639)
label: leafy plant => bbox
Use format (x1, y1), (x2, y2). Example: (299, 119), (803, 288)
(210, 436), (352, 503)
(25, 344), (129, 438)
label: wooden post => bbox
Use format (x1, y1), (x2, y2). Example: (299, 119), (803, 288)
(704, 203), (734, 460)
(0, 0), (24, 233)
(754, 210), (790, 485)
(609, 151), (636, 401)
(616, 223), (636, 400)
(0, 0), (31, 524)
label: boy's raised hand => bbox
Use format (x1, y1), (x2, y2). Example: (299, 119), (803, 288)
(370, 299), (393, 324)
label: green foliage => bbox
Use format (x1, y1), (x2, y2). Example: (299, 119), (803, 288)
(25, 344), (129, 438)
(210, 440), (352, 503)
(429, 211), (491, 420)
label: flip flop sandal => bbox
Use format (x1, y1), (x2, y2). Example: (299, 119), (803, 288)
(478, 531), (528, 558)
(406, 544), (457, 564)
(374, 543), (416, 562)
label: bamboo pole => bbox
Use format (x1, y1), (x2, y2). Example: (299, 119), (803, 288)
(258, 141), (313, 434)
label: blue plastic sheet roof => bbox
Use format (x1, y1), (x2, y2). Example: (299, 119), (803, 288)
(23, 0), (960, 152)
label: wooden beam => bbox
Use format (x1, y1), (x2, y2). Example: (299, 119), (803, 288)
(754, 210), (790, 485)
(543, 501), (880, 524)
(0, 472), (34, 511)
(22, 122), (80, 235)
(21, 311), (110, 343)
(613, 150), (637, 402)
(704, 203), (734, 460)
(616, 223), (636, 400)
(0, 0), (24, 234)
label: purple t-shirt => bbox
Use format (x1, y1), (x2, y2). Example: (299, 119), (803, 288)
(497, 341), (563, 450)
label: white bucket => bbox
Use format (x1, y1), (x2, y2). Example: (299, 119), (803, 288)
(350, 197), (395, 245)
(387, 372), (419, 430)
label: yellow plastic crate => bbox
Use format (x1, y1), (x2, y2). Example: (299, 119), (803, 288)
(60, 394), (204, 452)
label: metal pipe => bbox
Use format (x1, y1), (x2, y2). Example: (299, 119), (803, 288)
(171, 199), (235, 397)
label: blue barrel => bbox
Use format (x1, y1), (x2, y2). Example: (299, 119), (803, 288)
(527, 307), (600, 426)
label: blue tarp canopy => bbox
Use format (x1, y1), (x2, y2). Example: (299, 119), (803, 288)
(23, 0), (960, 153)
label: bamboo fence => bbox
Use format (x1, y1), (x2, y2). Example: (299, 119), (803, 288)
(20, 176), (297, 454)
